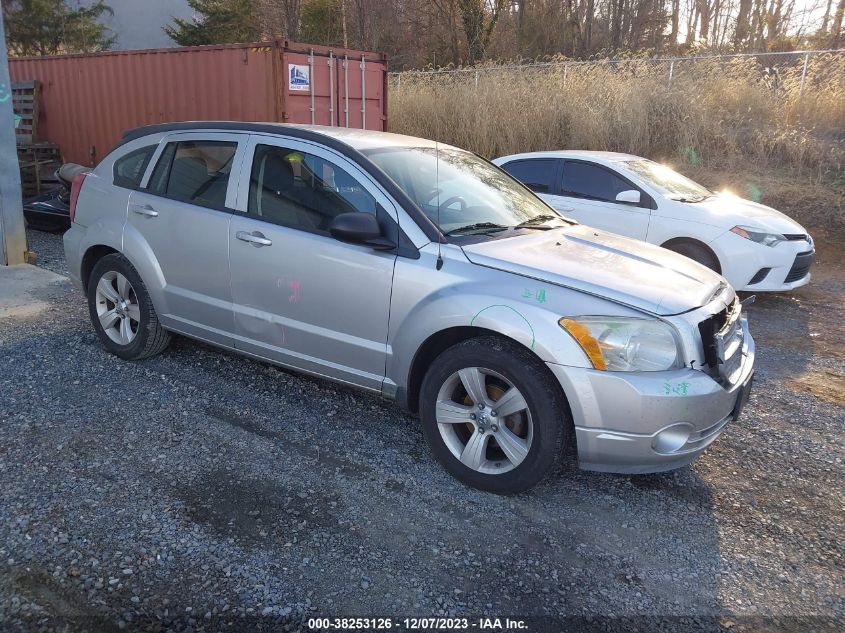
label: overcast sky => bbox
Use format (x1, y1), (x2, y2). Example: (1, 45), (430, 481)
(83, 0), (193, 50)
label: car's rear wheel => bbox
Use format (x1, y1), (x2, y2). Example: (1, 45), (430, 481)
(419, 336), (571, 494)
(87, 254), (171, 360)
(664, 240), (720, 273)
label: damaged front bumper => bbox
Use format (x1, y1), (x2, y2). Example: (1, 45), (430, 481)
(546, 323), (755, 474)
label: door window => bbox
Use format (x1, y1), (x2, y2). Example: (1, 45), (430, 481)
(247, 144), (376, 232)
(113, 145), (156, 189)
(146, 140), (237, 209)
(561, 161), (635, 203)
(500, 159), (558, 193)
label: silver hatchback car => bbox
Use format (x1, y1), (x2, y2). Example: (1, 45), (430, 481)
(64, 122), (755, 493)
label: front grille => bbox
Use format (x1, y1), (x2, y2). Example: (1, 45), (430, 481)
(783, 233), (808, 241)
(784, 250), (815, 282)
(698, 298), (744, 383)
(698, 306), (728, 372)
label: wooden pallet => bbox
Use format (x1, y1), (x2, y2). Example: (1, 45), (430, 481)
(18, 143), (61, 198)
(12, 80), (41, 144)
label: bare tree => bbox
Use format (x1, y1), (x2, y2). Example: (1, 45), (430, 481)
(254, 0), (303, 39)
(832, 0), (845, 46)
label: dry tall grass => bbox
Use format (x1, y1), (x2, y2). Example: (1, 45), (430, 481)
(388, 54), (845, 181)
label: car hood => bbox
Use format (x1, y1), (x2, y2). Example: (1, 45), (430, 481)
(461, 225), (727, 316)
(666, 193), (808, 235)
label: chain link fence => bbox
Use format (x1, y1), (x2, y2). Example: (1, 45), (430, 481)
(387, 48), (845, 184)
(389, 49), (845, 95)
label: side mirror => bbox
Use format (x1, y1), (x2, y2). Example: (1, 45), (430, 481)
(328, 212), (394, 250)
(615, 190), (641, 205)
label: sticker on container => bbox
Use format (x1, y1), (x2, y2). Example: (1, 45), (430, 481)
(289, 64), (310, 91)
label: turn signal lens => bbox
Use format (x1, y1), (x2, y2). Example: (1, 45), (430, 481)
(559, 318), (607, 370)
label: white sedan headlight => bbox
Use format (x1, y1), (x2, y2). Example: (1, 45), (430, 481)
(559, 317), (682, 371)
(730, 225), (785, 247)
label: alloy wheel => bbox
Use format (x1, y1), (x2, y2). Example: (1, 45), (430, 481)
(95, 271), (140, 345)
(435, 367), (533, 474)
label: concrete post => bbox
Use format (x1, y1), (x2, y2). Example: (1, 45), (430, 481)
(0, 8), (27, 265)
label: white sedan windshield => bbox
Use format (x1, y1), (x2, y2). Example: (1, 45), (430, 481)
(364, 147), (560, 235)
(622, 159), (713, 202)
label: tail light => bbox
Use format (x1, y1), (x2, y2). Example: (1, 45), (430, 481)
(68, 172), (89, 223)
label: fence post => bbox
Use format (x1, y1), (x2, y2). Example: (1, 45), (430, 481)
(668, 59), (674, 86)
(563, 65), (568, 86)
(474, 71), (478, 89)
(799, 52), (810, 94)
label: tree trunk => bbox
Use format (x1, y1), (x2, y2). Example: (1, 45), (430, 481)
(670, 0), (680, 47)
(697, 0), (711, 43)
(685, 10), (695, 44)
(821, 0), (834, 31)
(340, 0), (348, 48)
(735, 0), (753, 47)
(458, 0), (485, 63)
(832, 0), (845, 47)
(611, 0), (624, 49)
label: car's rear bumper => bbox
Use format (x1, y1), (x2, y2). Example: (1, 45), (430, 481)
(546, 332), (754, 473)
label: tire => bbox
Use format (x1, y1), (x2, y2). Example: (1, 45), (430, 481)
(419, 336), (571, 494)
(665, 241), (720, 273)
(87, 253), (171, 360)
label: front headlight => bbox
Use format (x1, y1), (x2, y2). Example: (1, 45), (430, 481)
(559, 317), (681, 371)
(730, 225), (785, 247)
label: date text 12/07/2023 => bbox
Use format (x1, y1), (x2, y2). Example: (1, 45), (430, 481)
(307, 617), (529, 630)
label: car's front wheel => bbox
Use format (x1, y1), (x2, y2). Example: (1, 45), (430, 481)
(87, 254), (171, 360)
(419, 336), (571, 494)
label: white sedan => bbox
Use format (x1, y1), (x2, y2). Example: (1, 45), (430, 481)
(493, 151), (814, 291)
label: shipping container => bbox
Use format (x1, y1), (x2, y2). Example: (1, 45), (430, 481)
(9, 40), (388, 166)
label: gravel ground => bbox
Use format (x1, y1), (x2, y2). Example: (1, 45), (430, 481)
(1, 229), (842, 632)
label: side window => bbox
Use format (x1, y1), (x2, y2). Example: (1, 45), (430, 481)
(561, 161), (633, 203)
(113, 145), (156, 189)
(146, 140), (237, 209)
(247, 144), (376, 232)
(500, 159), (558, 193)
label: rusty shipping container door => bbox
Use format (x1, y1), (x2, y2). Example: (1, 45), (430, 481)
(278, 43), (386, 130)
(9, 40), (388, 166)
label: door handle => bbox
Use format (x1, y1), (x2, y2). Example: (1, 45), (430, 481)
(555, 206), (575, 212)
(130, 203), (158, 217)
(235, 230), (272, 247)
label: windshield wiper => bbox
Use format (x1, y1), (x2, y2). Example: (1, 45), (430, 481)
(513, 214), (560, 229)
(445, 222), (509, 236)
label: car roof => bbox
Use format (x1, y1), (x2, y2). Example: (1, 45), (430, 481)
(494, 150), (642, 163)
(118, 121), (455, 153)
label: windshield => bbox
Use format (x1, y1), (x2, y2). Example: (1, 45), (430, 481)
(621, 159), (712, 201)
(363, 146), (562, 235)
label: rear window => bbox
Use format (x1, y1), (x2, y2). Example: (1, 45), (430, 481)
(147, 140), (237, 209)
(113, 145), (156, 189)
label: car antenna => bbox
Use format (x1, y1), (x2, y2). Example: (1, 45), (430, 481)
(434, 51), (444, 271)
